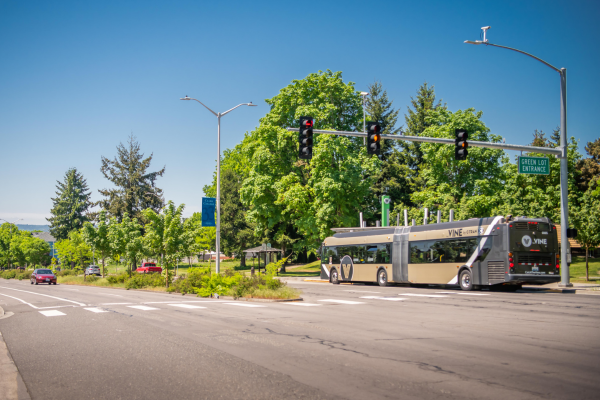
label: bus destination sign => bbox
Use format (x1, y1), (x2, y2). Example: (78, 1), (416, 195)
(518, 156), (550, 175)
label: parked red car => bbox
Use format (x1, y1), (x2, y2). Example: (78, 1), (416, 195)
(31, 269), (57, 285)
(136, 262), (162, 274)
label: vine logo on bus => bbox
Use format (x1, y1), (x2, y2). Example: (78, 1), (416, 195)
(522, 235), (532, 247)
(340, 255), (353, 281)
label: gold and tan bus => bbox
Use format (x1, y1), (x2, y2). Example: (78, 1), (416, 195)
(320, 216), (561, 291)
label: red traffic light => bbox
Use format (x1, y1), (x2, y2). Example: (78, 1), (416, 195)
(302, 119), (313, 128)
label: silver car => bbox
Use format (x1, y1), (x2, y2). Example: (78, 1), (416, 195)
(85, 265), (101, 276)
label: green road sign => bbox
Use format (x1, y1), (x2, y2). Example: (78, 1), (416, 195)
(518, 156), (550, 175)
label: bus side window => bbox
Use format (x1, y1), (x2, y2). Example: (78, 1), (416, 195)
(366, 246), (377, 263)
(376, 244), (391, 263)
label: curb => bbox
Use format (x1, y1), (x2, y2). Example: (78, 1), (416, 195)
(0, 306), (3, 319)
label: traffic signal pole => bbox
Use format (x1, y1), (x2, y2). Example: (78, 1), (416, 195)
(286, 127), (563, 156)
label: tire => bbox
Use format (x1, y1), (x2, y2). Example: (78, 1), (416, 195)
(35, 281), (38, 285)
(378, 268), (388, 287)
(459, 269), (474, 291)
(53, 282), (57, 285)
(330, 268), (340, 285)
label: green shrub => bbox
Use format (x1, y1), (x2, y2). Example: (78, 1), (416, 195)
(16, 271), (31, 280)
(85, 275), (99, 283)
(125, 273), (166, 289)
(1, 270), (16, 279)
(167, 267), (210, 294)
(106, 273), (129, 284)
(56, 269), (78, 277)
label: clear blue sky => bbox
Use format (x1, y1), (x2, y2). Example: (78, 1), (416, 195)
(1, 0), (598, 224)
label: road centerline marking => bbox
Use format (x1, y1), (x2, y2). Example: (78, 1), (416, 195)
(360, 296), (406, 301)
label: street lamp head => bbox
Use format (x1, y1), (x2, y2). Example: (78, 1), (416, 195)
(360, 92), (369, 96)
(464, 40), (484, 45)
(180, 96), (191, 100)
(245, 102), (257, 107)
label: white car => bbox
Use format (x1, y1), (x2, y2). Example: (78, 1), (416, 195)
(85, 265), (101, 276)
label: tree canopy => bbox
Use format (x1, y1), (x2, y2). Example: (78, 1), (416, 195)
(47, 168), (93, 240)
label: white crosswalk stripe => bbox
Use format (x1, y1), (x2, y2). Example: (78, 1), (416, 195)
(223, 303), (266, 308)
(319, 299), (365, 305)
(84, 307), (108, 313)
(39, 310), (66, 317)
(436, 292), (490, 296)
(360, 296), (405, 301)
(398, 293), (448, 298)
(127, 305), (160, 311)
(283, 302), (321, 306)
(167, 304), (206, 309)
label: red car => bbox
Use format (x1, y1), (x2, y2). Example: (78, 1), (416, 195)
(31, 269), (57, 285)
(136, 262), (162, 274)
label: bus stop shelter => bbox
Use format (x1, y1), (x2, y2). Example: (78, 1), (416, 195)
(242, 245), (282, 275)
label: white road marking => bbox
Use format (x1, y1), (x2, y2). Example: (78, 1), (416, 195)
(102, 294), (123, 297)
(84, 307), (108, 313)
(223, 303), (266, 308)
(39, 310), (66, 317)
(0, 292), (40, 309)
(398, 293), (448, 298)
(127, 305), (160, 311)
(100, 303), (133, 305)
(343, 290), (381, 293)
(0, 286), (86, 306)
(318, 299), (365, 305)
(436, 292), (490, 296)
(143, 300), (228, 304)
(167, 304), (206, 309)
(283, 303), (322, 306)
(360, 296), (406, 301)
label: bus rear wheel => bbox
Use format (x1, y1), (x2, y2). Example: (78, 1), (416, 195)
(459, 269), (474, 291)
(330, 269), (340, 285)
(378, 269), (388, 287)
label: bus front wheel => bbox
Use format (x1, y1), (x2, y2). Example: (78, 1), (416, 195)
(330, 269), (340, 285)
(459, 269), (473, 291)
(378, 269), (388, 287)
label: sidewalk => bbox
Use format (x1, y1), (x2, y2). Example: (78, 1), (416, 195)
(0, 306), (31, 400)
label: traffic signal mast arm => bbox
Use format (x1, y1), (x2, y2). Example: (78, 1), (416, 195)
(286, 128), (562, 156)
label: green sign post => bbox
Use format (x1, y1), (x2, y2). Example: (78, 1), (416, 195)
(381, 195), (391, 227)
(518, 156), (550, 175)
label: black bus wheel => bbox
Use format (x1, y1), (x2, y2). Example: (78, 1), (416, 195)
(330, 269), (340, 285)
(378, 269), (388, 287)
(459, 269), (474, 291)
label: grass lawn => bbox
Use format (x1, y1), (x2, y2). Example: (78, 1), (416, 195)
(569, 255), (600, 283)
(278, 260), (321, 277)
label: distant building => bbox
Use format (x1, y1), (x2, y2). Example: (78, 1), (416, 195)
(31, 232), (57, 258)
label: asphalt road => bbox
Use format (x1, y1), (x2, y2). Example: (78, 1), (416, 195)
(0, 279), (599, 400)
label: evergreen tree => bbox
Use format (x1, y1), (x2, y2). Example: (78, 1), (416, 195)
(220, 169), (255, 266)
(47, 168), (93, 240)
(576, 137), (600, 193)
(98, 135), (165, 222)
(397, 82), (445, 206)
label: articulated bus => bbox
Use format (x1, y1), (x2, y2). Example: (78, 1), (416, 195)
(320, 216), (560, 290)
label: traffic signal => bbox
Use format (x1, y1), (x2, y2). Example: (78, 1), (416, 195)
(367, 122), (381, 156)
(455, 129), (469, 160)
(298, 116), (314, 159)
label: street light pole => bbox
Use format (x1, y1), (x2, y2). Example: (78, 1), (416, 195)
(180, 96), (256, 274)
(465, 27), (572, 287)
(360, 92), (369, 145)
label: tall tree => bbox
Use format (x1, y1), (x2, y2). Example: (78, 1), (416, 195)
(143, 201), (186, 287)
(82, 210), (112, 277)
(220, 169), (255, 267)
(108, 213), (144, 278)
(240, 70), (380, 256)
(397, 82), (446, 206)
(98, 135), (165, 222)
(576, 138), (600, 193)
(572, 181), (600, 281)
(47, 168), (93, 240)
(364, 81), (411, 218)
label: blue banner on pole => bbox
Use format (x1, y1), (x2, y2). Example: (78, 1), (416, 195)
(202, 197), (216, 227)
